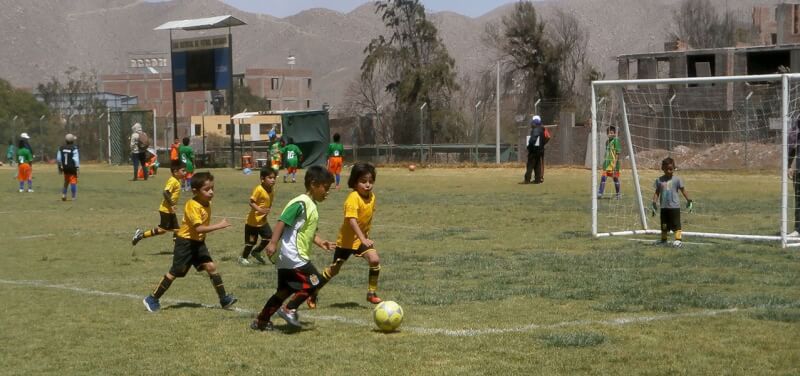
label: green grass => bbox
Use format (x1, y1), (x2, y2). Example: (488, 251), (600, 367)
(1, 165), (799, 375)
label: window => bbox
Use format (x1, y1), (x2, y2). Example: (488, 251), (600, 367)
(306, 100), (311, 109)
(217, 124), (222, 130)
(795, 5), (800, 34)
(307, 78), (312, 89)
(225, 123), (232, 135)
(239, 124), (249, 135)
(260, 124), (271, 135)
(271, 78), (280, 90)
(194, 124), (201, 136)
(266, 99), (272, 111)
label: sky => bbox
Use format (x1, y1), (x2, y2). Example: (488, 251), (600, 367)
(219, 0), (516, 18)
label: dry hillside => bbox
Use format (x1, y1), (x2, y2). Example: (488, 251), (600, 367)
(0, 0), (785, 110)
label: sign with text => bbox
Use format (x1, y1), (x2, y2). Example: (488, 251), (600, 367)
(171, 35), (231, 92)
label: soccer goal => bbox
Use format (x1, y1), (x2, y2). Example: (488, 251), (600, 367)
(590, 74), (800, 248)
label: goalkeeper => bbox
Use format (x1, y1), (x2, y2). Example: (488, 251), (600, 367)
(651, 157), (692, 247)
(598, 126), (622, 199)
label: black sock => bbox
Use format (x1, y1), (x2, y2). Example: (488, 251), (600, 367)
(152, 275), (173, 299)
(209, 273), (226, 299)
(241, 245), (254, 258)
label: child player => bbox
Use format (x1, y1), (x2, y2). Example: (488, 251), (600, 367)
(327, 133), (345, 189)
(57, 133), (80, 201)
(143, 172), (236, 312)
(238, 167), (277, 265)
(250, 166), (335, 330)
(311, 162), (383, 307)
(269, 134), (282, 175)
(132, 161), (186, 246)
(282, 137), (302, 183)
(179, 137), (195, 191)
(16, 139), (33, 192)
(598, 126), (622, 199)
(651, 157), (693, 248)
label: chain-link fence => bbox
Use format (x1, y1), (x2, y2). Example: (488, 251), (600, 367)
(109, 110), (153, 165)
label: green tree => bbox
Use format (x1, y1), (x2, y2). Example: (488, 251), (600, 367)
(0, 78), (51, 157)
(362, 0), (459, 144)
(226, 85), (268, 114)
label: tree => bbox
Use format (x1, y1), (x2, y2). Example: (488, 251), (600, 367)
(227, 85), (268, 114)
(0, 78), (50, 150)
(343, 71), (394, 147)
(670, 0), (747, 48)
(361, 0), (459, 144)
(484, 1), (560, 117)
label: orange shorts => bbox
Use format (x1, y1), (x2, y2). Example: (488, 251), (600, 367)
(327, 156), (343, 175)
(64, 173), (78, 185)
(17, 163), (31, 181)
(603, 170), (620, 178)
(287, 166), (298, 174)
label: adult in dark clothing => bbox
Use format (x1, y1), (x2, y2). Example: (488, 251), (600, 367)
(130, 123), (149, 181)
(523, 115), (550, 184)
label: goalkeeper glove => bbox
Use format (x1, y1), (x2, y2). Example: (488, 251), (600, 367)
(686, 200), (694, 213)
(650, 202), (657, 217)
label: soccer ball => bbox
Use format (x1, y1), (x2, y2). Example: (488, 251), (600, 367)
(373, 300), (403, 332)
(408, 164), (416, 172)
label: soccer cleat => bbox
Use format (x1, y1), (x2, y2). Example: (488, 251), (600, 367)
(250, 319), (274, 331)
(132, 228), (144, 246)
(653, 239), (668, 246)
(62, 195), (67, 201)
(237, 256), (251, 266)
(19, 189), (24, 193)
(143, 295), (160, 312)
(251, 251), (266, 265)
(672, 240), (683, 248)
(306, 294), (317, 309)
(27, 189), (33, 193)
(278, 306), (301, 327)
(366, 292), (383, 304)
(220, 294), (238, 309)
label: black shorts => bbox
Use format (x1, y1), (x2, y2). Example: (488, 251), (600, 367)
(169, 238), (213, 276)
(332, 244), (375, 262)
(660, 208), (682, 232)
(244, 224), (272, 245)
(158, 211), (180, 231)
(277, 263), (322, 292)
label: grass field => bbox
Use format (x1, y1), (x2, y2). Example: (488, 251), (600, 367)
(1, 164), (798, 375)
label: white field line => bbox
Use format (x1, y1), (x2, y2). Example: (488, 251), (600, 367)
(625, 238), (712, 246)
(2, 278), (789, 337)
(17, 233), (55, 240)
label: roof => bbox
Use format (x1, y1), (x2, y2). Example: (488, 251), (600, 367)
(617, 43), (800, 60)
(154, 15), (246, 31)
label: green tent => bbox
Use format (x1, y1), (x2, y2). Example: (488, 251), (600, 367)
(281, 110), (330, 168)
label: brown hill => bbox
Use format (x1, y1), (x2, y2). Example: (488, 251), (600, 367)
(0, 0), (783, 110)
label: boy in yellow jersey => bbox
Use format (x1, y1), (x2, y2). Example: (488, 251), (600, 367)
(239, 167), (277, 265)
(310, 162), (382, 308)
(143, 172), (236, 312)
(250, 166), (335, 330)
(132, 161), (186, 246)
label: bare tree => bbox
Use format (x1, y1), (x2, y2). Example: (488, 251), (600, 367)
(343, 70), (394, 146)
(549, 8), (589, 103)
(671, 0), (746, 48)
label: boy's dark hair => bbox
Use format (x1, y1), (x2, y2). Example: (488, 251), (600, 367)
(191, 172), (213, 190)
(333, 133), (340, 143)
(287, 137), (295, 145)
(182, 137), (190, 146)
(304, 165), (334, 190)
(608, 126), (616, 132)
(260, 166), (276, 178)
(17, 139), (25, 148)
(169, 160), (186, 172)
(661, 157), (675, 169)
(348, 162), (376, 189)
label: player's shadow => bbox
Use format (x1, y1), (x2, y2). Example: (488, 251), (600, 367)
(329, 302), (363, 309)
(163, 302), (204, 310)
(148, 251), (172, 256)
(273, 323), (311, 334)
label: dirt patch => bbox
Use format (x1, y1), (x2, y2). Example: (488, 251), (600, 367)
(627, 143), (783, 171)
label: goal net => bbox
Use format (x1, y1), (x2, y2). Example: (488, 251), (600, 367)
(590, 74), (800, 247)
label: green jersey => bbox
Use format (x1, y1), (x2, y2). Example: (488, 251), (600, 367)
(282, 144), (302, 168)
(179, 145), (195, 172)
(17, 148), (32, 164)
(327, 142), (344, 158)
(603, 137), (621, 172)
(276, 194), (319, 269)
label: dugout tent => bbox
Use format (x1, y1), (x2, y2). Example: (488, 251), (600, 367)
(280, 110), (330, 168)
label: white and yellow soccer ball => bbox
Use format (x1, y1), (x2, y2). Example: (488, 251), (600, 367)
(373, 300), (404, 332)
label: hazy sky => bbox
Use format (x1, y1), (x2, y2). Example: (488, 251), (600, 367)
(219, 0), (516, 18)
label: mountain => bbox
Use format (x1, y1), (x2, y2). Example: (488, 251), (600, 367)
(0, 0), (783, 110)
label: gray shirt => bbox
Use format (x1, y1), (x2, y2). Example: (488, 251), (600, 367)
(654, 175), (684, 209)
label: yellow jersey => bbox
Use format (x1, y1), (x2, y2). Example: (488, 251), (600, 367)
(159, 176), (182, 213)
(246, 184), (273, 227)
(176, 198), (211, 241)
(337, 191), (375, 249)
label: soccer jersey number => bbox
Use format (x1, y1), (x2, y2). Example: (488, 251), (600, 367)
(287, 150), (296, 159)
(181, 155), (188, 163)
(334, 150), (340, 156)
(18, 155), (24, 163)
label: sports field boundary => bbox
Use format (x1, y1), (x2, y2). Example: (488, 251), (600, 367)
(2, 278), (792, 337)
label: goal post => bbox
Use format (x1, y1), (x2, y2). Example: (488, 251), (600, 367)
(590, 74), (800, 248)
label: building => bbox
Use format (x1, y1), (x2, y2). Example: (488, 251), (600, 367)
(189, 113), (282, 141)
(243, 68), (314, 111)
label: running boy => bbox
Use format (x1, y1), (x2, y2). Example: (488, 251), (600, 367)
(250, 166), (335, 330)
(16, 139), (33, 192)
(57, 134), (80, 201)
(239, 167), (277, 265)
(132, 161), (186, 246)
(312, 162), (383, 307)
(327, 133), (345, 189)
(651, 157), (693, 248)
(598, 126), (622, 199)
(269, 135), (283, 174)
(282, 137), (302, 183)
(179, 137), (195, 191)
(143, 172), (236, 312)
